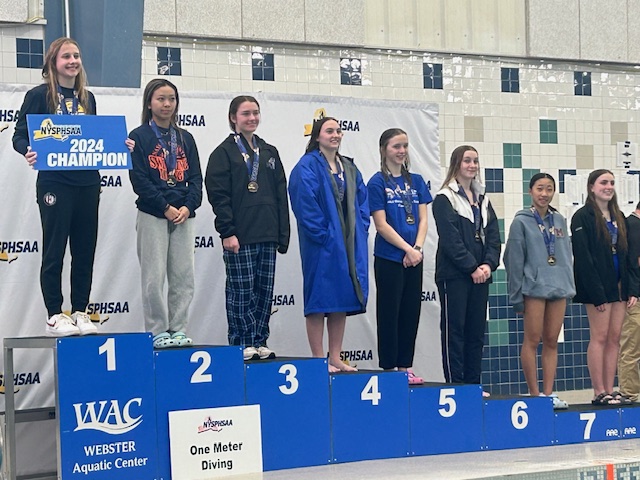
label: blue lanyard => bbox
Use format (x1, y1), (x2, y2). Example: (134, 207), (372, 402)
(388, 175), (414, 216)
(57, 86), (78, 115)
(607, 220), (618, 253)
(149, 120), (177, 172)
(321, 153), (345, 202)
(234, 134), (260, 183)
(531, 207), (556, 260)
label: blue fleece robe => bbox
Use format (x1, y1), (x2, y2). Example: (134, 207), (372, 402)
(289, 149), (369, 316)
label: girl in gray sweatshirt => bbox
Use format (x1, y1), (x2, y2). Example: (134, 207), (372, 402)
(504, 173), (575, 409)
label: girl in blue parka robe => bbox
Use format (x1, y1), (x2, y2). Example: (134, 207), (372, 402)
(289, 117), (369, 372)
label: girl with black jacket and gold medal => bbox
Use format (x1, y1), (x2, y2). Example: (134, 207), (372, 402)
(206, 96), (290, 361)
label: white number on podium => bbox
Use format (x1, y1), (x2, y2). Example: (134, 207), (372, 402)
(361, 376), (381, 406)
(98, 338), (116, 371)
(580, 412), (596, 440)
(438, 388), (457, 418)
(190, 351), (212, 383)
(511, 401), (529, 429)
(278, 364), (299, 395)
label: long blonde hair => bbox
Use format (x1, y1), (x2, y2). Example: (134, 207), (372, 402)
(42, 37), (92, 114)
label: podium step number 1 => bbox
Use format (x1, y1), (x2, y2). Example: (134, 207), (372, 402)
(57, 333), (158, 479)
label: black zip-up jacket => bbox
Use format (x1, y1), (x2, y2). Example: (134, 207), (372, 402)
(432, 180), (501, 283)
(205, 134), (290, 253)
(571, 203), (639, 305)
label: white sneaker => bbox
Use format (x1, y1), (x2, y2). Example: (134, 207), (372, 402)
(45, 313), (80, 337)
(549, 393), (569, 410)
(257, 346), (276, 359)
(71, 311), (98, 335)
(243, 346), (259, 360)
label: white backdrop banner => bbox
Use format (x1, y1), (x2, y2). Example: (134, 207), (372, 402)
(0, 84), (442, 412)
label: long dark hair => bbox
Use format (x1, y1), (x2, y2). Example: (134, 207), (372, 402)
(42, 37), (91, 114)
(141, 78), (180, 126)
(305, 117), (340, 154)
(228, 95), (259, 132)
(441, 145), (480, 189)
(379, 128), (411, 185)
(585, 169), (627, 251)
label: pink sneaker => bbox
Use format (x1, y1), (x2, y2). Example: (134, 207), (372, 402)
(407, 369), (424, 385)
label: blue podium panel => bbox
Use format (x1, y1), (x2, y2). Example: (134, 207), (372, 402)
(555, 406), (621, 444)
(409, 384), (484, 455)
(154, 345), (244, 480)
(483, 397), (554, 450)
(330, 371), (410, 463)
(245, 357), (330, 471)
(621, 405), (640, 438)
(57, 333), (158, 480)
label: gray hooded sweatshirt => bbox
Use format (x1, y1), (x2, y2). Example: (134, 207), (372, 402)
(504, 208), (576, 312)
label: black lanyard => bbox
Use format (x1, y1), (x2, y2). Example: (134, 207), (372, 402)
(57, 86), (78, 115)
(457, 185), (481, 239)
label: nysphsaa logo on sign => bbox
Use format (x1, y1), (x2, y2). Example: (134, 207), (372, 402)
(303, 108), (360, 136)
(32, 118), (82, 141)
(197, 416), (233, 433)
(73, 398), (143, 434)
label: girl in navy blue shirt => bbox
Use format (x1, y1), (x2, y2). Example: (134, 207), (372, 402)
(367, 128), (431, 383)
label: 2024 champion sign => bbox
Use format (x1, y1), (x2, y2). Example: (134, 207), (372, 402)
(27, 114), (131, 171)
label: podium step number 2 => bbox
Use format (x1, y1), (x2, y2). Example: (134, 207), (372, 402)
(56, 333), (158, 479)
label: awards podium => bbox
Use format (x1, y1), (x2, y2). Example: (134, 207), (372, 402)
(4, 334), (640, 479)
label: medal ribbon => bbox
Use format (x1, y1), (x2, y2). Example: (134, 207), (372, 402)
(457, 186), (481, 237)
(531, 207), (556, 260)
(57, 86), (78, 115)
(149, 120), (178, 172)
(606, 220), (618, 252)
(333, 159), (345, 202)
(234, 134), (260, 184)
(388, 175), (414, 220)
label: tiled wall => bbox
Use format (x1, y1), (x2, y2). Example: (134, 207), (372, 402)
(4, 22), (640, 393)
(141, 38), (640, 395)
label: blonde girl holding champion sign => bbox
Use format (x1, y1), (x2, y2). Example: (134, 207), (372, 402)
(13, 38), (101, 336)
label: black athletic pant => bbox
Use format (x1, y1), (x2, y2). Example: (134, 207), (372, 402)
(438, 277), (489, 384)
(36, 182), (100, 316)
(374, 256), (423, 370)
